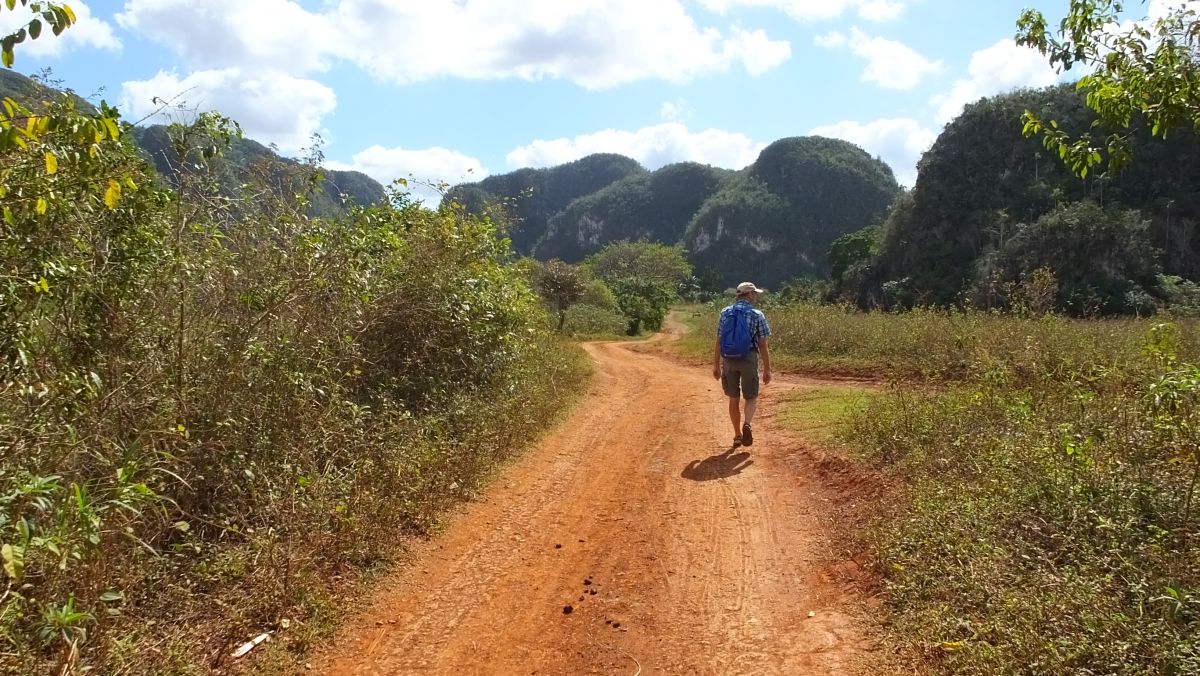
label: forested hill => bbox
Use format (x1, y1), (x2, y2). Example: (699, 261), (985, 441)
(832, 84), (1200, 315)
(0, 69), (386, 217)
(444, 153), (647, 254)
(446, 137), (900, 289)
(129, 126), (386, 218)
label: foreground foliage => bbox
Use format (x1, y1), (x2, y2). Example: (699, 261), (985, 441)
(0, 93), (587, 674)
(1017, 0), (1200, 175)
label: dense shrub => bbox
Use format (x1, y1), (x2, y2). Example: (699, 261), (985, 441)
(0, 99), (586, 674)
(561, 304), (629, 336)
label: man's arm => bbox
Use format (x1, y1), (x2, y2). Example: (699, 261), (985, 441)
(759, 336), (771, 385)
(713, 338), (722, 380)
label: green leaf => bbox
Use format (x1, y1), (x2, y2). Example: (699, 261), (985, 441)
(2, 543), (24, 581)
(28, 18), (41, 40)
(98, 590), (124, 603)
(2, 207), (13, 225)
(4, 0), (15, 12)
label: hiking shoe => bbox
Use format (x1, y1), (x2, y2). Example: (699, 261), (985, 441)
(741, 423), (753, 446)
(733, 434), (743, 447)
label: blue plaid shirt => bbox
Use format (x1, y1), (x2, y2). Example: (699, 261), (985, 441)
(717, 299), (771, 351)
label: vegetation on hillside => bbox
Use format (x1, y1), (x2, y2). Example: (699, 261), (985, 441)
(535, 161), (734, 262)
(442, 153), (646, 255)
(453, 137), (898, 291)
(0, 69), (387, 219)
(834, 84), (1200, 313)
(685, 136), (898, 288)
(0, 79), (586, 675)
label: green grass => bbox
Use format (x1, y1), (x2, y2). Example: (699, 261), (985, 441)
(776, 385), (873, 443)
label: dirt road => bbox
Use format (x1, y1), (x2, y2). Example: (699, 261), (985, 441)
(318, 321), (878, 675)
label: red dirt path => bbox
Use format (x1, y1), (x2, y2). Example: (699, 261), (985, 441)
(315, 319), (881, 675)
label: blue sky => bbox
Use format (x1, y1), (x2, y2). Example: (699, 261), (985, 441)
(1, 1), (1182, 203)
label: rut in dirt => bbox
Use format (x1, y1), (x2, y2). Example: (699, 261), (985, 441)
(317, 328), (879, 675)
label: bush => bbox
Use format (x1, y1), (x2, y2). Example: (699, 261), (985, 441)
(0, 103), (588, 674)
(561, 303), (629, 336)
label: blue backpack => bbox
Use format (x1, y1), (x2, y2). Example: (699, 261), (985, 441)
(719, 305), (754, 359)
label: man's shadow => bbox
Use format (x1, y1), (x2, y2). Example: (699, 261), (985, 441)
(681, 446), (754, 481)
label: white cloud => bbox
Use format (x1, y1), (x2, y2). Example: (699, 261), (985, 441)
(857, 0), (906, 22)
(0, 0), (120, 57)
(814, 30), (847, 48)
(817, 27), (942, 90)
(660, 100), (692, 122)
(327, 145), (488, 206)
(506, 122), (765, 171)
(116, 0), (331, 73)
(809, 117), (936, 187)
(121, 69), (336, 153)
(115, 0), (792, 89)
(698, 0), (907, 22)
(932, 40), (1060, 124)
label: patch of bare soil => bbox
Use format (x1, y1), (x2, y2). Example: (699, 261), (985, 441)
(314, 321), (884, 675)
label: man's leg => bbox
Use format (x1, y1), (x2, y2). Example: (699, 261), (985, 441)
(728, 397), (742, 437)
(744, 397), (758, 425)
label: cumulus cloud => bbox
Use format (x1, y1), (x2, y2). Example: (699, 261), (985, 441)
(932, 40), (1060, 124)
(121, 69), (336, 153)
(698, 0), (907, 22)
(808, 117), (936, 187)
(116, 0), (330, 73)
(327, 145), (488, 206)
(115, 0), (791, 89)
(0, 0), (120, 57)
(660, 99), (693, 122)
(506, 123), (765, 171)
(816, 27), (942, 90)
(857, 0), (906, 22)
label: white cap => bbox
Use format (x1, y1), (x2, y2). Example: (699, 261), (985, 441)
(736, 282), (764, 295)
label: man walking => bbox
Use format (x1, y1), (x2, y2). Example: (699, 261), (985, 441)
(713, 282), (772, 447)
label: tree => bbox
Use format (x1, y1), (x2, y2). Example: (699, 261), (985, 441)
(584, 241), (693, 335)
(1016, 0), (1200, 176)
(1, 2), (76, 68)
(584, 240), (693, 286)
(828, 225), (880, 282)
(974, 200), (1162, 315)
(532, 259), (587, 332)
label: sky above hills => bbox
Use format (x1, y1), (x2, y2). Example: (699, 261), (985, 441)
(1, 1), (1186, 202)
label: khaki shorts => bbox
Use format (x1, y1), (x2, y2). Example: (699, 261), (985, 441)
(721, 351), (760, 400)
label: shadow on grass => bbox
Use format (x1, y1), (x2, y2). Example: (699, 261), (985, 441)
(681, 447), (754, 481)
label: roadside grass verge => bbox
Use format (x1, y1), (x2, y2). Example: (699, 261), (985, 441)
(776, 385), (873, 445)
(725, 302), (1200, 674)
(677, 302), (1200, 381)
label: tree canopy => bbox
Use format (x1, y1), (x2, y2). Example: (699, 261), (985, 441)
(1016, 0), (1200, 175)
